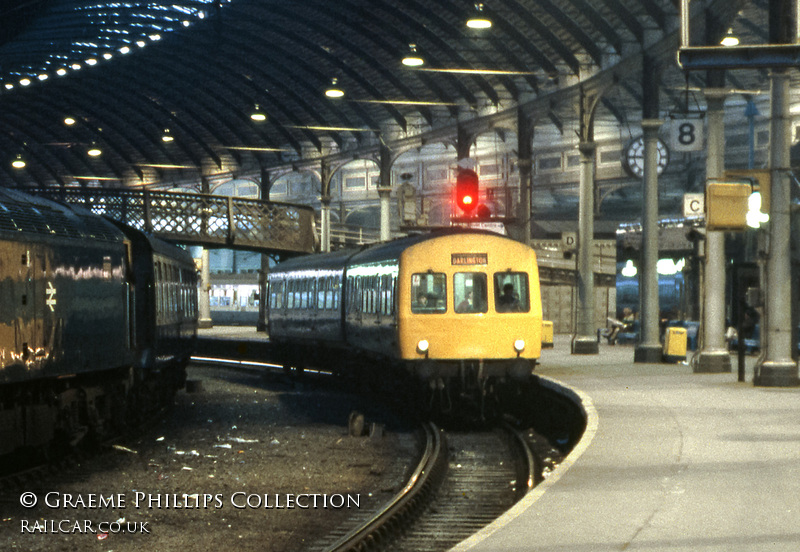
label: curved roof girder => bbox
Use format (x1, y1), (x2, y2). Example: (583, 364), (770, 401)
(249, 12), (410, 133)
(217, 20), (384, 147)
(58, 71), (211, 171)
(489, 1), (581, 74)
(566, 0), (625, 55)
(263, 0), (438, 124)
(127, 35), (311, 156)
(598, 0), (644, 44)
(512, 0), (605, 66)
(0, 113), (74, 186)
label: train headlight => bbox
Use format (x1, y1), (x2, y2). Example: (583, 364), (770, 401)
(416, 339), (430, 354)
(514, 339), (526, 353)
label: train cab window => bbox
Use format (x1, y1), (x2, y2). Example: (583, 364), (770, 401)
(454, 273), (488, 314)
(494, 272), (530, 313)
(411, 273), (446, 313)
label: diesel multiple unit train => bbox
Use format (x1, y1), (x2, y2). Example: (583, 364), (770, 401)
(0, 189), (198, 458)
(267, 230), (543, 410)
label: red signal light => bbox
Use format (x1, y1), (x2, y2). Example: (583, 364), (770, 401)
(456, 168), (479, 212)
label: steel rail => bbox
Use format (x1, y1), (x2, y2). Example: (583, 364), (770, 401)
(325, 421), (447, 552)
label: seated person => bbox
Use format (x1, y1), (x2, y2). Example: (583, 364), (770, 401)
(456, 290), (474, 313)
(606, 308), (634, 344)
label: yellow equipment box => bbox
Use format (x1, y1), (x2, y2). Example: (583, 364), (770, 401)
(541, 320), (554, 348)
(706, 182), (751, 231)
(663, 327), (688, 363)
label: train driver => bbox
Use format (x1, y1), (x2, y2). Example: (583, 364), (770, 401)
(496, 283), (521, 312)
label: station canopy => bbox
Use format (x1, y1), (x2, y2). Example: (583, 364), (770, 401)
(0, 0), (769, 189)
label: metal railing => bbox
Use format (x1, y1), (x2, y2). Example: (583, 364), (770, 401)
(25, 187), (316, 254)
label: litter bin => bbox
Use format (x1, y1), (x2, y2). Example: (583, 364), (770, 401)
(663, 327), (687, 363)
(541, 320), (554, 348)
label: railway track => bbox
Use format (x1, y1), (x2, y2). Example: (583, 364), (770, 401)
(318, 422), (537, 552)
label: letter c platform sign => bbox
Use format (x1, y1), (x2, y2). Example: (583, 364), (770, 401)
(683, 193), (704, 218)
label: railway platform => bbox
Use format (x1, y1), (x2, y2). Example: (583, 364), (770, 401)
(195, 326), (273, 361)
(455, 335), (800, 552)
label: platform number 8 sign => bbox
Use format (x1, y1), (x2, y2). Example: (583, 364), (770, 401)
(671, 118), (703, 152)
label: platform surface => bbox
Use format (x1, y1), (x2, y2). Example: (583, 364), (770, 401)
(455, 336), (800, 552)
(197, 325), (266, 341)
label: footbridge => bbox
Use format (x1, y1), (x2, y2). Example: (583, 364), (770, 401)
(25, 187), (316, 255)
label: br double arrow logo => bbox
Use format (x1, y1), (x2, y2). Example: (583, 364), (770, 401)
(45, 281), (57, 312)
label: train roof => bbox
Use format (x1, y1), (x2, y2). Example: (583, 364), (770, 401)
(106, 218), (194, 266)
(271, 228), (516, 274)
(269, 247), (356, 275)
(0, 188), (124, 242)
(348, 228), (518, 265)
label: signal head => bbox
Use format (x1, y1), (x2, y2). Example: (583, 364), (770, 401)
(456, 168), (479, 212)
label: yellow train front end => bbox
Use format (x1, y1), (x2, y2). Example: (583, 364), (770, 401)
(397, 232), (542, 391)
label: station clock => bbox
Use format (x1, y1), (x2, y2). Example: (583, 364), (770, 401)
(623, 136), (669, 178)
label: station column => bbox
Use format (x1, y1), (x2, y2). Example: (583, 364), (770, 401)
(569, 79), (602, 354)
(378, 143), (392, 242)
(198, 248), (213, 329)
(257, 168), (271, 333)
(635, 119), (664, 363)
(754, 70), (799, 386)
(198, 176), (213, 329)
(320, 160), (332, 253)
(517, 106), (533, 247)
(572, 139), (599, 354)
(695, 89), (731, 373)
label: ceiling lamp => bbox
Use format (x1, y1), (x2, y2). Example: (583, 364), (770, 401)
(720, 29), (739, 47)
(87, 144), (102, 157)
(162, 128), (174, 142)
(11, 155), (26, 169)
(325, 78), (344, 98)
(467, 3), (492, 29)
(402, 44), (425, 67)
(64, 117), (76, 126)
(250, 104), (267, 122)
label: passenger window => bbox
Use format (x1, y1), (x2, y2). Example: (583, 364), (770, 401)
(411, 273), (446, 313)
(454, 273), (488, 314)
(333, 276), (340, 310)
(318, 278), (326, 310)
(494, 272), (530, 313)
(286, 280), (295, 309)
